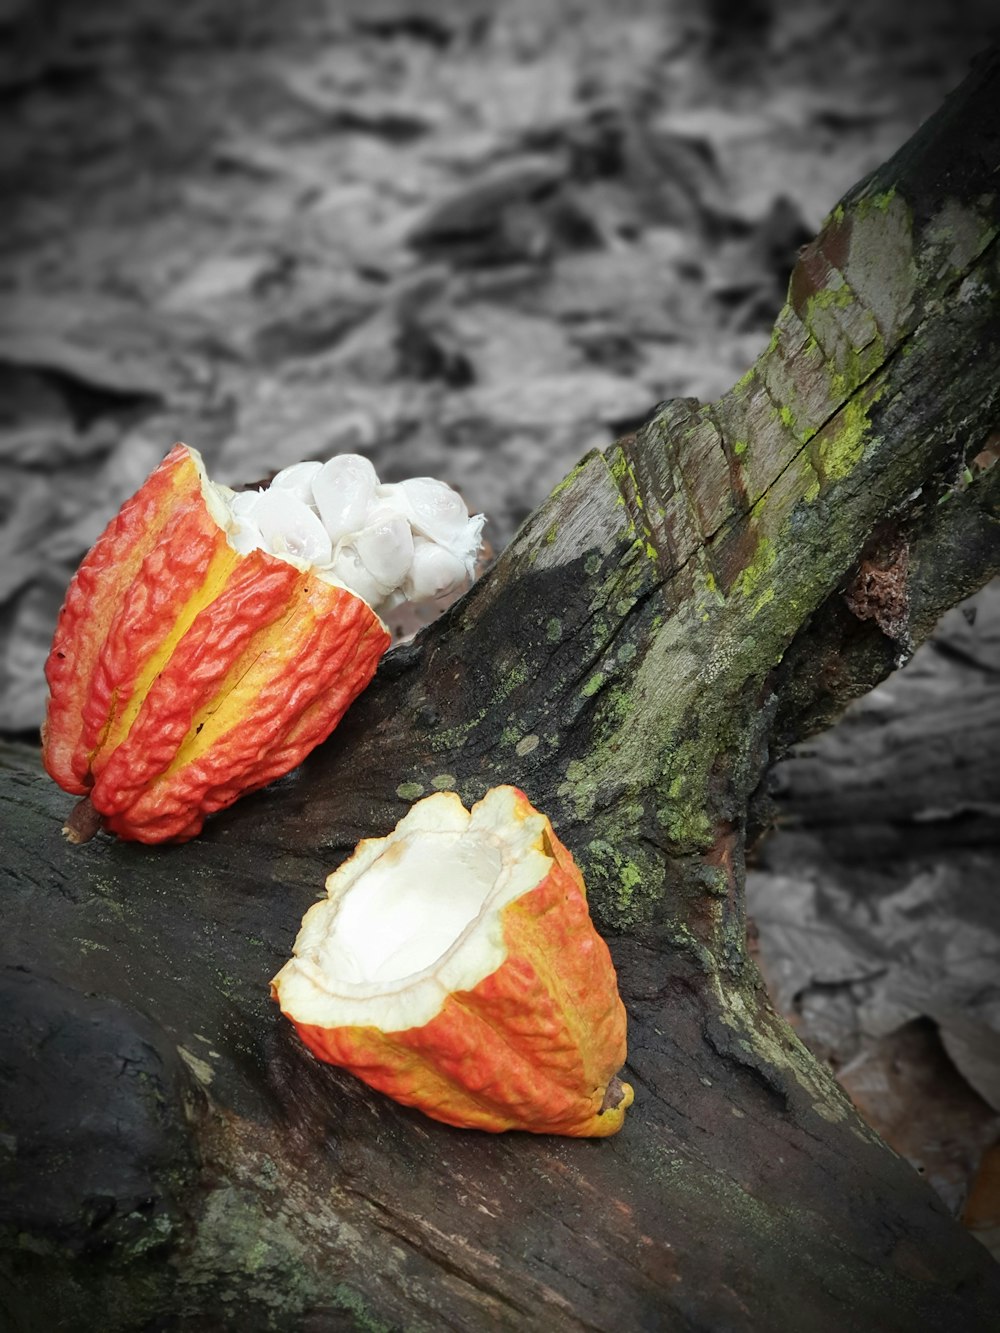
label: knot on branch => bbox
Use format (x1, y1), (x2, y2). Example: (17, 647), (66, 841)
(844, 532), (910, 642)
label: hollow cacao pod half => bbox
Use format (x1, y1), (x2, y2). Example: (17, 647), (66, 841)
(271, 786), (634, 1137)
(43, 442), (483, 844)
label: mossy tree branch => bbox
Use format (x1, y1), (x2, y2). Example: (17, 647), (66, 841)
(2, 45), (1000, 1333)
(289, 45), (1000, 954)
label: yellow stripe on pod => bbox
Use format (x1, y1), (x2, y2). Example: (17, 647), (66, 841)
(43, 442), (391, 843)
(43, 444), (198, 792)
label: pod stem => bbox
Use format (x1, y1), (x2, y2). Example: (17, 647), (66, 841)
(63, 796), (103, 845)
(600, 1075), (629, 1115)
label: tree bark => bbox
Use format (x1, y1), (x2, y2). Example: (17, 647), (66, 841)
(3, 46), (1000, 1333)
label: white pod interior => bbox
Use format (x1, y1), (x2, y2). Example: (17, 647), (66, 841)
(212, 452), (485, 615)
(271, 787), (552, 1033)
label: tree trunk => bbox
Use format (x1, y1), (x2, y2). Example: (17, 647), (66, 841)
(3, 46), (1000, 1333)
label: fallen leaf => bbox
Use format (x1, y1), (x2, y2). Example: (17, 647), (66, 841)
(963, 1142), (1000, 1262)
(0, 469), (54, 603)
(746, 871), (887, 1022)
(279, 67), (443, 142)
(838, 1019), (1000, 1217)
(0, 575), (65, 732)
(162, 253), (280, 312)
(0, 295), (170, 400)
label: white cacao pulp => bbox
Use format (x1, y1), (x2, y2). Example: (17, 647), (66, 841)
(273, 787), (554, 1032)
(217, 454), (484, 614)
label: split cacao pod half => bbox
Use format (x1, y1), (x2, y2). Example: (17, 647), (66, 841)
(271, 785), (634, 1137)
(43, 443), (392, 843)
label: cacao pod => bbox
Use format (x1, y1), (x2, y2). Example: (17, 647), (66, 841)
(42, 443), (396, 843)
(271, 786), (634, 1137)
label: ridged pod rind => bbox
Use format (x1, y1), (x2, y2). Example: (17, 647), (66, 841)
(42, 444), (390, 843)
(275, 787), (633, 1137)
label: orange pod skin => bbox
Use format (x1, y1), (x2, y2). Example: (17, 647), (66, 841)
(274, 787), (634, 1137)
(42, 444), (390, 844)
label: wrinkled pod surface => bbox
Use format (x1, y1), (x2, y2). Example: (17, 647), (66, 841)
(273, 786), (633, 1138)
(43, 444), (483, 843)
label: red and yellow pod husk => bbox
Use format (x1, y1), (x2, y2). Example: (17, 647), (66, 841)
(271, 786), (633, 1137)
(42, 444), (390, 843)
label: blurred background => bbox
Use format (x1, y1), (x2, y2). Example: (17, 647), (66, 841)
(1, 0), (998, 1257)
